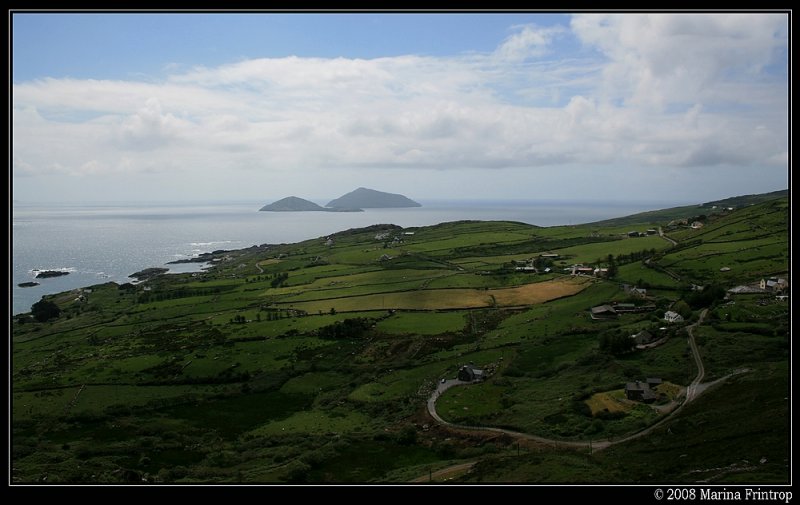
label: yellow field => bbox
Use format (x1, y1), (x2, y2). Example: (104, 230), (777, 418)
(585, 390), (633, 416)
(278, 277), (590, 313)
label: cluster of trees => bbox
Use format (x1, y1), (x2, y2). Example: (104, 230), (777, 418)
(598, 330), (636, 356)
(685, 284), (726, 309)
(317, 318), (372, 340)
(613, 248), (658, 266)
(271, 272), (289, 288)
(31, 299), (60, 322)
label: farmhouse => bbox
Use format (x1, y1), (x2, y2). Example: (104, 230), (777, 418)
(590, 305), (618, 320)
(646, 229), (658, 235)
(691, 221), (704, 229)
(572, 266), (595, 276)
(663, 311), (684, 323)
(625, 381), (657, 402)
(629, 287), (648, 299)
(458, 364), (485, 382)
(760, 278), (787, 292)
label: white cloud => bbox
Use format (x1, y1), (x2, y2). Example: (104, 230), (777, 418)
(12, 13), (788, 201)
(494, 24), (566, 61)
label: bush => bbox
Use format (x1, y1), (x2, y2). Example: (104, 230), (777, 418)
(31, 299), (60, 322)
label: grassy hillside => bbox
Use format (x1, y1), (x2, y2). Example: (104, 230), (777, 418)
(11, 196), (789, 483)
(588, 189), (787, 228)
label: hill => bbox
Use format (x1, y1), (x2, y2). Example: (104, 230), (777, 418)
(260, 196), (362, 212)
(11, 194), (788, 484)
(326, 187), (421, 209)
(587, 189), (788, 227)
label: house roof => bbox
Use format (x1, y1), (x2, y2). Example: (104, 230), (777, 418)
(625, 382), (646, 392)
(591, 305), (617, 314)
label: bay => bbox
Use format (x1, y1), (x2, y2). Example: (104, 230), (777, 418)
(11, 198), (675, 315)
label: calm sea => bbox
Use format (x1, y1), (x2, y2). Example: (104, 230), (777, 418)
(11, 199), (675, 315)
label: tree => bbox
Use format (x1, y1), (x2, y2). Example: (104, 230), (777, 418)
(599, 331), (635, 356)
(672, 300), (693, 319)
(31, 299), (60, 322)
(607, 254), (618, 279)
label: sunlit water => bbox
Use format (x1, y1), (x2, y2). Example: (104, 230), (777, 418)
(11, 199), (678, 315)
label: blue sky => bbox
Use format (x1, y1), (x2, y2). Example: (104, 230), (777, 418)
(12, 12), (789, 204)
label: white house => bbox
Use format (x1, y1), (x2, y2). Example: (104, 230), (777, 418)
(663, 311), (684, 323)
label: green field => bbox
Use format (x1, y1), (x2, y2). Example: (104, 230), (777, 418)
(11, 195), (789, 483)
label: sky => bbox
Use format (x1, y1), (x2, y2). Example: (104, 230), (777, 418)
(11, 11), (789, 204)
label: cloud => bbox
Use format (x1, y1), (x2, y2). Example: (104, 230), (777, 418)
(494, 24), (566, 61)
(12, 13), (788, 192)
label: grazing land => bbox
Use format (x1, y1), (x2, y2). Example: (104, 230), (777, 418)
(11, 194), (789, 483)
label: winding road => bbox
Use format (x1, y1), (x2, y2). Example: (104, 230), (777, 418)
(658, 226), (678, 246)
(426, 308), (736, 455)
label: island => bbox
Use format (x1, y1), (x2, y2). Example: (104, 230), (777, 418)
(259, 196), (363, 212)
(35, 270), (70, 279)
(326, 187), (421, 209)
(129, 267), (169, 281)
(18, 282), (40, 288)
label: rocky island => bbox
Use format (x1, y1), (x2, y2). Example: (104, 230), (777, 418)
(18, 282), (40, 288)
(259, 196), (362, 212)
(326, 187), (421, 209)
(35, 270), (70, 279)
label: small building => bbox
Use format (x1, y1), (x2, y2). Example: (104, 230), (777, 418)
(629, 287), (648, 299)
(691, 221), (704, 229)
(573, 266), (595, 276)
(646, 229), (658, 235)
(627, 231), (640, 238)
(458, 364), (485, 382)
(540, 253), (559, 258)
(625, 381), (657, 402)
(719, 267), (731, 272)
(761, 278), (788, 292)
(630, 329), (654, 345)
(593, 267), (608, 277)
(663, 311), (684, 323)
(590, 305), (618, 319)
(646, 377), (662, 388)
(403, 231), (415, 236)
(515, 266), (538, 273)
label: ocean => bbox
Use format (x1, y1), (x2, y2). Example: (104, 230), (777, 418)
(11, 199), (675, 315)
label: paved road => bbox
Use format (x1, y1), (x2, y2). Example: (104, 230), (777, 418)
(658, 226), (678, 246)
(686, 309), (708, 401)
(427, 307), (724, 454)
